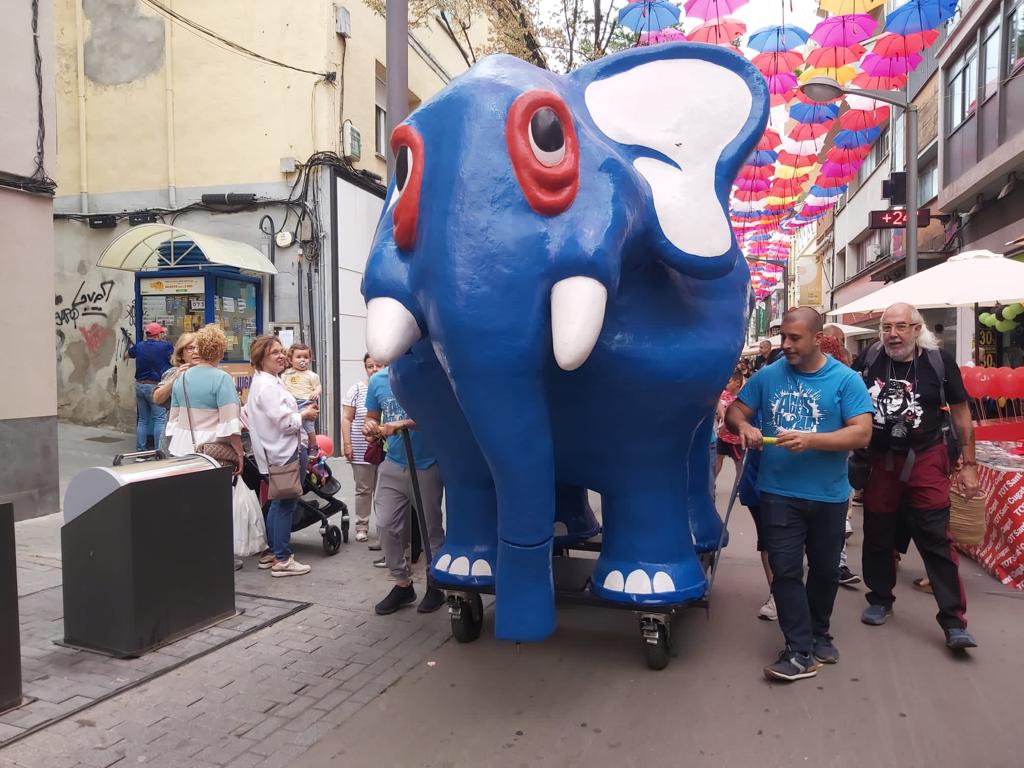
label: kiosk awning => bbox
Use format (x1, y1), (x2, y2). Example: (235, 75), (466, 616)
(96, 223), (278, 275)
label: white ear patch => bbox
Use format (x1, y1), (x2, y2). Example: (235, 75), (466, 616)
(584, 58), (753, 258)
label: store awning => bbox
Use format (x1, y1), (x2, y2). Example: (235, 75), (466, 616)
(96, 223), (278, 275)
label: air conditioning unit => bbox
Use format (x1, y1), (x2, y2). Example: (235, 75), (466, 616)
(342, 120), (361, 162)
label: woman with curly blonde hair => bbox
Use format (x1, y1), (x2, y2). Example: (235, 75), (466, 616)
(164, 324), (243, 472)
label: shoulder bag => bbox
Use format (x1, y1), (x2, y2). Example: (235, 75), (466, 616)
(181, 369), (241, 470)
(254, 381), (304, 500)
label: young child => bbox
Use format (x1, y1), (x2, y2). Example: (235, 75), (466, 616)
(714, 371), (744, 478)
(283, 343), (322, 452)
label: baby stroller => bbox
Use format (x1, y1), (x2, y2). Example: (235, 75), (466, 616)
(241, 448), (350, 556)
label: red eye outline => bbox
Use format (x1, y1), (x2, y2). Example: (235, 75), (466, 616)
(390, 124), (424, 251)
(506, 90), (579, 216)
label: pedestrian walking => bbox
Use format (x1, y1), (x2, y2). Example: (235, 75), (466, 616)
(126, 322), (173, 451)
(342, 354), (383, 544)
(854, 303), (980, 651)
(363, 366), (446, 615)
(727, 307), (873, 682)
(752, 339), (782, 371)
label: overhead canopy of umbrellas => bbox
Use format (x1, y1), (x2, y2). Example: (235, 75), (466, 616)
(621, 0), (957, 299)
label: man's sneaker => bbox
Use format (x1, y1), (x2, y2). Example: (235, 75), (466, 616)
(271, 556), (311, 578)
(375, 584), (417, 615)
(758, 594), (778, 621)
(355, 530), (368, 543)
(944, 627), (978, 650)
(838, 565), (862, 586)
(812, 635), (840, 664)
(372, 556), (387, 568)
(764, 650), (819, 682)
(257, 552), (276, 569)
(861, 604), (893, 625)
(417, 587), (446, 614)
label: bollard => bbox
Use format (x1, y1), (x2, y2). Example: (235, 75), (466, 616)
(0, 503), (22, 712)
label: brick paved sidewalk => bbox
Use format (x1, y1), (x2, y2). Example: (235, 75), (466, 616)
(0, 424), (455, 768)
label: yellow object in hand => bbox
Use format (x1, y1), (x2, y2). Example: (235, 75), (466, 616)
(761, 437), (778, 445)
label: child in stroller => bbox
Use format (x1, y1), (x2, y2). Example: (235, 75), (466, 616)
(241, 443), (350, 556)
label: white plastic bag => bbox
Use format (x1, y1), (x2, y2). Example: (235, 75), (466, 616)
(233, 481), (267, 557)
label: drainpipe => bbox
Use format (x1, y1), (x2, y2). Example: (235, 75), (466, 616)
(164, 6), (177, 208)
(75, 0), (88, 214)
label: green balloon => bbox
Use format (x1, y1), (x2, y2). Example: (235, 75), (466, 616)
(1005, 304), (1023, 320)
(995, 319), (1017, 333)
(980, 313), (997, 327)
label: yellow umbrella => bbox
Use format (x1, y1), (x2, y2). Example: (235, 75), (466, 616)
(775, 164), (819, 179)
(766, 194), (802, 205)
(818, 0), (885, 14)
(800, 65), (858, 86)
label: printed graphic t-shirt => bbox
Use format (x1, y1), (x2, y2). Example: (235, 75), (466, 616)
(282, 368), (321, 401)
(364, 368), (437, 470)
(738, 356), (874, 503)
(859, 348), (967, 453)
(717, 390), (742, 445)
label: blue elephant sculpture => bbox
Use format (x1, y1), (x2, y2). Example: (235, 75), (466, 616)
(363, 42), (769, 642)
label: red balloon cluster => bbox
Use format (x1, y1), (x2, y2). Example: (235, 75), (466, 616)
(962, 366), (1024, 399)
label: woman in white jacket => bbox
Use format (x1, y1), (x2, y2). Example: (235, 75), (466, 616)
(245, 335), (319, 577)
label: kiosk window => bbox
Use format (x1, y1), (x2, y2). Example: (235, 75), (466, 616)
(215, 278), (257, 361)
(139, 276), (205, 343)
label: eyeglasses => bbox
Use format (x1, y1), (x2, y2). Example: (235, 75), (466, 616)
(881, 322), (920, 334)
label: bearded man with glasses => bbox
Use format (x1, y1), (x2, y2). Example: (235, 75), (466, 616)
(853, 302), (980, 651)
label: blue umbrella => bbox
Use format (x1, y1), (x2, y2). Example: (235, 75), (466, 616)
(747, 149), (779, 166)
(790, 102), (840, 124)
(618, 1), (682, 33)
(809, 184), (847, 197)
(746, 24), (810, 53)
(833, 126), (882, 148)
(884, 0), (946, 35)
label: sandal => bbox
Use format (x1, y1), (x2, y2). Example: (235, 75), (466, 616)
(912, 577), (933, 594)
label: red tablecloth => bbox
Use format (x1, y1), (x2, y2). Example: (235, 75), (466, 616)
(956, 442), (1024, 590)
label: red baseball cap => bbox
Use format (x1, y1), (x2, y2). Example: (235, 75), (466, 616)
(144, 322), (167, 336)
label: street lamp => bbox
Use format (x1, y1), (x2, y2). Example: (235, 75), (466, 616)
(800, 77), (920, 276)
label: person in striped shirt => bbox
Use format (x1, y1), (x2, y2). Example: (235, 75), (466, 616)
(342, 354), (383, 544)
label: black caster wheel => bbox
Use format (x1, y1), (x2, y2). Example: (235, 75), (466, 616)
(641, 619), (670, 670)
(450, 593), (484, 643)
(342, 521), (350, 544)
(323, 524), (342, 555)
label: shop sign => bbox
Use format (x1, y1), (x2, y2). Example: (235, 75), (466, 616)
(977, 327), (998, 368)
(140, 276), (205, 295)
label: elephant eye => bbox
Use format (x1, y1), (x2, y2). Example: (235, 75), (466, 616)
(389, 125), (424, 251)
(529, 108), (565, 167)
(395, 146), (412, 193)
(506, 90), (579, 216)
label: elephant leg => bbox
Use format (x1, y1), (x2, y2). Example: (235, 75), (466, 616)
(554, 483), (601, 548)
(390, 346), (498, 588)
(591, 468), (706, 606)
(688, 414), (727, 553)
(452, 371), (556, 642)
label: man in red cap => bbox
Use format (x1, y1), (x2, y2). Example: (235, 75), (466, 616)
(127, 322), (174, 451)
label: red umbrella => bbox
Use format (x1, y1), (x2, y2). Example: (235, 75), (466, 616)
(688, 18), (746, 44)
(756, 129), (782, 150)
(872, 29), (940, 57)
(826, 145), (871, 164)
(852, 72), (908, 90)
(839, 108), (889, 132)
(737, 163), (775, 181)
(734, 189), (768, 201)
(751, 50), (804, 75)
(777, 151), (819, 168)
(805, 45), (865, 69)
(816, 173), (853, 188)
(789, 122), (831, 141)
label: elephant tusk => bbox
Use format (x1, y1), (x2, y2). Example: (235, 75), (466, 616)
(366, 297), (421, 364)
(550, 276), (607, 371)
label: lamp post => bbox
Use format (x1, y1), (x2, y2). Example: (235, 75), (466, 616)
(800, 77), (919, 276)
(385, 0), (409, 181)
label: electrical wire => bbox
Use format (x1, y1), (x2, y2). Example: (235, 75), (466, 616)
(139, 0), (335, 80)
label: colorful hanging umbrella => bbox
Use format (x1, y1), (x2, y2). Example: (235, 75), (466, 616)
(748, 149), (779, 166)
(872, 30), (940, 57)
(839, 108), (889, 131)
(833, 126), (882, 148)
(734, 189), (769, 202)
(825, 145), (871, 164)
(861, 52), (922, 76)
(852, 72), (909, 90)
(738, 163), (775, 181)
(687, 18), (746, 44)
(810, 14), (878, 47)
(766, 72), (799, 94)
(790, 102), (840, 124)
(789, 122), (831, 141)
(735, 178), (772, 192)
(639, 29), (687, 44)
(820, 160), (860, 177)
(817, 174), (852, 188)
(800, 65), (858, 85)
(885, 0), (949, 35)
(819, 0), (886, 13)
(751, 50), (805, 75)
(776, 164), (816, 180)
(780, 134), (827, 154)
(777, 150), (820, 168)
(618, 1), (682, 33)
(683, 0), (749, 20)
(805, 45), (866, 69)
(747, 24), (810, 53)
(756, 129), (782, 150)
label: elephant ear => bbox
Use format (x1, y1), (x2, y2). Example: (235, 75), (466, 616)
(574, 44), (769, 279)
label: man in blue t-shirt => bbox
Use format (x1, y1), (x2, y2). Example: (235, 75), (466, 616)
(727, 307), (873, 683)
(126, 322), (174, 451)
(364, 366), (445, 616)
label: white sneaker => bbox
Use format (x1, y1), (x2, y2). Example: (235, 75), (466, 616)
(758, 594), (778, 621)
(271, 556), (311, 577)
(845, 517), (853, 538)
(355, 530), (368, 542)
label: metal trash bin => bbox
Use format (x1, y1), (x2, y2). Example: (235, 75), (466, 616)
(61, 451), (235, 658)
(1, 503), (21, 712)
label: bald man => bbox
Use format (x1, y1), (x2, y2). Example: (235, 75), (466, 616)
(727, 307), (874, 682)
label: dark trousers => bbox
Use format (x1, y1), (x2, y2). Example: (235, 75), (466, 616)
(760, 492), (848, 655)
(862, 506), (967, 630)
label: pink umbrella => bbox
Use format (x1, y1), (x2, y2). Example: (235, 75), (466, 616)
(683, 0), (749, 20)
(688, 18), (746, 44)
(789, 122), (830, 141)
(805, 45), (865, 68)
(839, 107), (889, 131)
(639, 29), (688, 44)
(820, 160), (859, 177)
(765, 71), (798, 94)
(735, 178), (772, 192)
(852, 72), (908, 90)
(810, 14), (877, 47)
(861, 52), (922, 77)
(751, 50), (805, 75)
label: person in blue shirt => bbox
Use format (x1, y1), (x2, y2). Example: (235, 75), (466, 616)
(126, 322), (174, 451)
(364, 366), (446, 616)
(727, 307), (873, 683)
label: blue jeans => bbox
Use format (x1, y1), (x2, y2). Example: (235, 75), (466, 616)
(135, 382), (168, 451)
(760, 492), (848, 655)
(266, 445), (307, 561)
